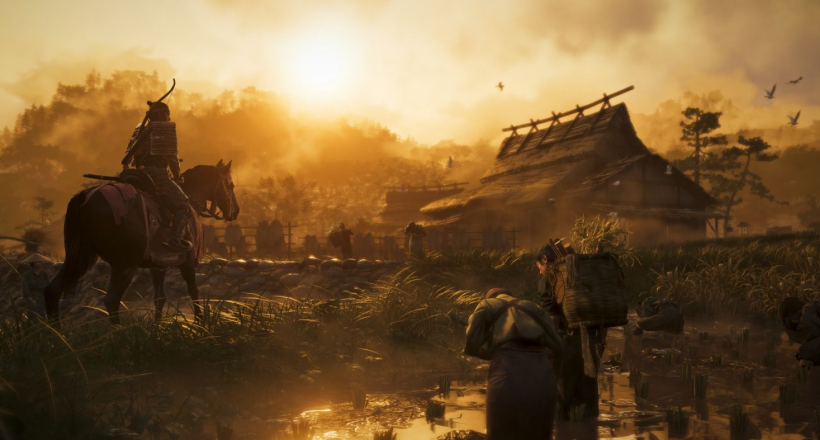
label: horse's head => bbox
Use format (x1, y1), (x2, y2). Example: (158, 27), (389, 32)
(181, 160), (240, 221)
(214, 159), (240, 221)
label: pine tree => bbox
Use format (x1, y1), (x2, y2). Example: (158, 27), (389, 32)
(674, 108), (728, 185)
(703, 136), (786, 232)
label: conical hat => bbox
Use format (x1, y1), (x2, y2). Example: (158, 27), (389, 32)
(778, 297), (809, 343)
(20, 253), (52, 264)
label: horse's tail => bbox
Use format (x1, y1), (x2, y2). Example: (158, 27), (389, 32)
(61, 192), (98, 291)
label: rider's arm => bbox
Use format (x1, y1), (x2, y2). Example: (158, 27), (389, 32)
(168, 156), (182, 181)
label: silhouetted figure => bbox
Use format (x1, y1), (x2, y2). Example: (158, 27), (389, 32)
(634, 297), (685, 335)
(464, 288), (562, 440)
(329, 223), (354, 259)
(404, 222), (427, 259)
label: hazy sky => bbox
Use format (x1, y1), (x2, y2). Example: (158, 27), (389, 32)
(2, 0), (818, 146)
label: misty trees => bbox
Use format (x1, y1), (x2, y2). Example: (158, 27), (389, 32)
(674, 108), (728, 185)
(33, 196), (55, 228)
(702, 136), (786, 232)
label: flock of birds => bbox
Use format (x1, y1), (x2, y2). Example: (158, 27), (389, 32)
(495, 76), (805, 127)
(763, 76), (803, 126)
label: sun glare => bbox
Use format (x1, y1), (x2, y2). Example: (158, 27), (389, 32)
(286, 35), (354, 100)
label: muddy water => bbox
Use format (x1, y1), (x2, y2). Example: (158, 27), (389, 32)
(296, 314), (820, 440)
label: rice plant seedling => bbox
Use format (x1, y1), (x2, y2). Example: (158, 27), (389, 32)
(764, 353), (777, 368)
(729, 326), (737, 336)
(688, 346), (699, 358)
(779, 383), (796, 405)
(740, 327), (750, 343)
(699, 332), (709, 342)
(722, 339), (734, 350)
(438, 375), (452, 397)
(741, 368), (754, 383)
(692, 374), (708, 399)
(634, 381), (650, 399)
(797, 367), (809, 384)
(291, 419), (313, 440)
(680, 361), (693, 381)
(569, 404), (586, 422)
(425, 400), (446, 423)
(729, 405), (748, 436)
(351, 388), (367, 411)
(766, 337), (779, 351)
(610, 352), (623, 363)
(730, 349), (740, 360)
(664, 352), (677, 365)
(666, 407), (689, 438)
(709, 355), (724, 368)
(373, 427), (397, 440)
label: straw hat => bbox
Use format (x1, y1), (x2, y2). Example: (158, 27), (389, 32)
(779, 297), (809, 343)
(20, 253), (52, 264)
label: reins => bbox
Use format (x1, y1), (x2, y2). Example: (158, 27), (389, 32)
(190, 171), (231, 220)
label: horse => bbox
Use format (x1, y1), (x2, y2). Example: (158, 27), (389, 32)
(44, 160), (240, 324)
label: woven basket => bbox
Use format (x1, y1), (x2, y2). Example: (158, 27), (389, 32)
(561, 253), (628, 329)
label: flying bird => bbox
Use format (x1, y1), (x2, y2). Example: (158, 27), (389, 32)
(764, 84), (776, 99)
(787, 76), (803, 85)
(496, 81), (504, 92)
(787, 110), (801, 126)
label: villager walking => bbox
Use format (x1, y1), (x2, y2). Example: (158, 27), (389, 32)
(464, 287), (563, 440)
(19, 253), (52, 318)
(537, 240), (613, 419)
(328, 223), (354, 259)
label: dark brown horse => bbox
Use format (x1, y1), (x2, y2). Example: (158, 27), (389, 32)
(44, 160), (239, 324)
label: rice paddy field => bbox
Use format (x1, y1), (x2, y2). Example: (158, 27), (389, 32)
(1, 231), (819, 439)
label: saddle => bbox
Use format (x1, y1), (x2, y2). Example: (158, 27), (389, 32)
(82, 182), (202, 267)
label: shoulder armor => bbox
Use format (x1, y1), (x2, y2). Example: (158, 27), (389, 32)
(146, 121), (177, 156)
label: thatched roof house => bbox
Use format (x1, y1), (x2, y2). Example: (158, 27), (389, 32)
(420, 87), (726, 248)
(375, 184), (466, 231)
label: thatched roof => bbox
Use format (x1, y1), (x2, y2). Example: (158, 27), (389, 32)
(422, 102), (719, 220)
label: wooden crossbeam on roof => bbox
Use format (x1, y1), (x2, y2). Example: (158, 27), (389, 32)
(501, 85), (634, 133)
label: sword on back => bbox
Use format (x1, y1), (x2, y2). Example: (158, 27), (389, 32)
(121, 78), (176, 166)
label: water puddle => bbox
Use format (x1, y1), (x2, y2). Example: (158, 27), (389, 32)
(284, 316), (820, 439)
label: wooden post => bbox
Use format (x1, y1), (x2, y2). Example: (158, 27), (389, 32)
(286, 221), (292, 260)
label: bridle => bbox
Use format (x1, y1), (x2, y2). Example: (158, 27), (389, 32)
(193, 171), (233, 221)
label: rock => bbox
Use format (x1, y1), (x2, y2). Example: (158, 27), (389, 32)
(300, 274), (323, 286)
(261, 282), (282, 293)
(302, 265), (318, 274)
(341, 259), (357, 270)
(244, 259), (260, 270)
(289, 285), (330, 300)
(280, 273), (301, 287)
(210, 287), (229, 298)
(346, 276), (369, 286)
(208, 274), (226, 285)
(320, 259), (342, 271)
(258, 260), (276, 270)
(301, 256), (321, 267)
(224, 267), (249, 278)
(356, 259), (374, 270)
(198, 285), (213, 297)
(210, 258), (228, 267)
(322, 266), (347, 278)
(270, 268), (291, 280)
(226, 259), (246, 268)
(238, 283), (261, 293)
(248, 276), (268, 285)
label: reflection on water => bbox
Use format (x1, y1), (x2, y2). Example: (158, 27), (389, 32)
(299, 315), (820, 439)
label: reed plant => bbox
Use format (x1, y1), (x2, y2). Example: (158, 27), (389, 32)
(373, 427), (397, 440)
(729, 405), (748, 436)
(425, 400), (445, 423)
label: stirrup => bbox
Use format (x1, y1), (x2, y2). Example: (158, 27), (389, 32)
(163, 237), (193, 252)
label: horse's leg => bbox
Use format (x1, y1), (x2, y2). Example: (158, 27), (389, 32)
(103, 266), (137, 325)
(43, 268), (66, 324)
(150, 269), (167, 321)
(178, 262), (202, 321)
